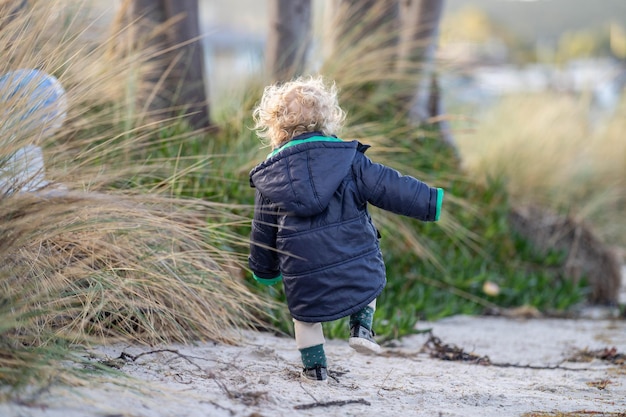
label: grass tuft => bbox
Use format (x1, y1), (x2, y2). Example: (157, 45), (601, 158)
(456, 92), (626, 247)
(1, 0), (274, 391)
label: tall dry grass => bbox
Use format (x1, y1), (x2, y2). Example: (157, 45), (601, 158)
(1, 0), (273, 390)
(456, 92), (626, 247)
(2, 193), (266, 344)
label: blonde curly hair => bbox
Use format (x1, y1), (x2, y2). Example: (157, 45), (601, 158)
(252, 75), (347, 149)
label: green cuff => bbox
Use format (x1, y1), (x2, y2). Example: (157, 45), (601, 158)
(253, 273), (283, 285)
(435, 188), (444, 221)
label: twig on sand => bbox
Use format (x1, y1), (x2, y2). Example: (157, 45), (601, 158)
(294, 398), (371, 410)
(118, 349), (203, 371)
(212, 378), (268, 406)
(401, 331), (626, 372)
(423, 334), (492, 365)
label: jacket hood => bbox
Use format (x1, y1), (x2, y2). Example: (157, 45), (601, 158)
(250, 134), (358, 216)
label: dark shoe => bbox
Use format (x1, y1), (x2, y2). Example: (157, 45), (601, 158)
(301, 364), (328, 382)
(349, 323), (381, 355)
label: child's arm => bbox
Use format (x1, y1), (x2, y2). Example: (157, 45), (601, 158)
(353, 153), (443, 221)
(248, 191), (282, 285)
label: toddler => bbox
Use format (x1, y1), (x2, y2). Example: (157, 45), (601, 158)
(248, 75), (443, 382)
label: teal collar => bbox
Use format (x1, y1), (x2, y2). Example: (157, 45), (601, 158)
(268, 135), (343, 158)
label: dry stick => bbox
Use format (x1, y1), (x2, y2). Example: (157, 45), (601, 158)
(294, 398), (371, 410)
(119, 349), (203, 371)
(213, 378), (234, 398)
(213, 377), (267, 406)
(377, 369), (395, 396)
(299, 381), (319, 403)
(420, 332), (623, 371)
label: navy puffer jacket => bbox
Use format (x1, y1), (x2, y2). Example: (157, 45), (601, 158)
(248, 132), (443, 322)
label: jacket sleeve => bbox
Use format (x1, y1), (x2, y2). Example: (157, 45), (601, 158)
(248, 190), (282, 285)
(353, 152), (443, 221)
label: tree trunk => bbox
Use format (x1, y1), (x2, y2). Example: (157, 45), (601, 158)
(265, 0), (312, 82)
(327, 0), (400, 61)
(400, 0), (455, 149)
(401, 0), (443, 122)
(128, 0), (210, 130)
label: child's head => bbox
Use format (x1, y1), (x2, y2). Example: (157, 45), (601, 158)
(252, 75), (346, 149)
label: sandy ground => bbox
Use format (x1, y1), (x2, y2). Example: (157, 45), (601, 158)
(0, 314), (624, 417)
(1, 267), (625, 417)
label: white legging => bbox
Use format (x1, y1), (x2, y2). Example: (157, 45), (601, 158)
(293, 299), (376, 350)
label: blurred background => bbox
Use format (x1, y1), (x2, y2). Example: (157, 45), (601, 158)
(196, 0), (626, 115)
(195, 0), (626, 242)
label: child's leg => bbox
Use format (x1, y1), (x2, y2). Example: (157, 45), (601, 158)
(349, 299), (381, 354)
(293, 319), (327, 381)
(349, 299), (376, 331)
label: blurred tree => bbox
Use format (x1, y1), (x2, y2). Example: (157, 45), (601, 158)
(399, 0), (446, 141)
(324, 0), (399, 80)
(325, 1), (454, 150)
(266, 0), (312, 82)
(610, 22), (626, 60)
(399, 0), (454, 149)
(329, 0), (400, 53)
(123, 0), (211, 130)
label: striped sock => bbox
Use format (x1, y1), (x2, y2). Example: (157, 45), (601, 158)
(350, 306), (374, 331)
(300, 344), (327, 369)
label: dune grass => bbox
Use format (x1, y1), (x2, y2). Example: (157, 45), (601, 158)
(0, 0), (273, 392)
(455, 92), (626, 248)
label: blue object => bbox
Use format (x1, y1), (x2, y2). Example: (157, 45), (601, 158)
(0, 69), (68, 195)
(0, 68), (67, 138)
